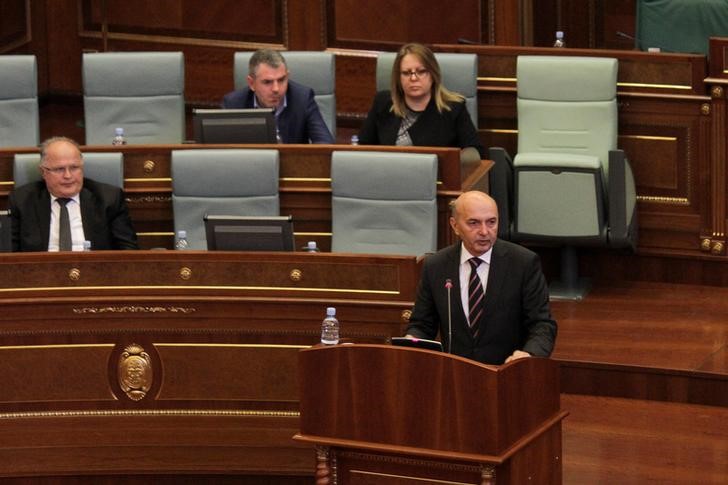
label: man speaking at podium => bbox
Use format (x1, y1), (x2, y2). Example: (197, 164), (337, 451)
(406, 191), (556, 365)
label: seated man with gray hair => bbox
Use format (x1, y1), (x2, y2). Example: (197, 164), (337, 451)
(8, 136), (138, 251)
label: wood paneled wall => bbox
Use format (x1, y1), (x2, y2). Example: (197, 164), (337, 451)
(0, 0), (30, 53)
(6, 1), (728, 275)
(1, 1), (644, 103)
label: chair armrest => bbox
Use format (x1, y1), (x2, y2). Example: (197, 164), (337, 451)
(488, 147), (513, 240)
(608, 149), (638, 250)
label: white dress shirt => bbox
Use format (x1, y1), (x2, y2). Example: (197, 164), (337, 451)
(48, 195), (86, 251)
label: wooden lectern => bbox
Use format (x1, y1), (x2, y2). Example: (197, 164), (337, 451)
(295, 344), (567, 484)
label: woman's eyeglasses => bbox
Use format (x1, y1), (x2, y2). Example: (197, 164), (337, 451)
(400, 68), (429, 79)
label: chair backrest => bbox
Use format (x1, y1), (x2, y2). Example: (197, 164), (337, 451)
(331, 150), (438, 256)
(83, 51), (185, 145)
(234, 51), (336, 137)
(0, 55), (39, 148)
(513, 55), (621, 242)
(376, 52), (478, 127)
(13, 152), (124, 189)
(171, 149), (280, 250)
(517, 55), (618, 180)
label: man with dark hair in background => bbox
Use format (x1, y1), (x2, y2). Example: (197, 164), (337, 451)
(222, 48), (334, 144)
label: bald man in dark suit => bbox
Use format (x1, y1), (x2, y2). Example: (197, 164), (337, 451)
(406, 191), (556, 365)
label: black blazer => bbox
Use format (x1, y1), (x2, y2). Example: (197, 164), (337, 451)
(221, 80), (334, 144)
(8, 178), (139, 252)
(406, 240), (557, 365)
(358, 90), (485, 158)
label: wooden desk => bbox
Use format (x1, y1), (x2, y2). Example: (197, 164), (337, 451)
(0, 250), (420, 479)
(0, 144), (492, 250)
(296, 346), (565, 485)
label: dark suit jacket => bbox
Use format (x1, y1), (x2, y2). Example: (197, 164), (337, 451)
(221, 80), (334, 144)
(358, 90), (485, 158)
(8, 178), (139, 252)
(406, 240), (557, 365)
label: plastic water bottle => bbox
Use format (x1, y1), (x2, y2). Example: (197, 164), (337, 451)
(553, 31), (566, 48)
(112, 127), (127, 145)
(350, 135), (359, 145)
(304, 241), (320, 253)
(320, 307), (340, 345)
(175, 230), (189, 250)
(83, 240), (92, 251)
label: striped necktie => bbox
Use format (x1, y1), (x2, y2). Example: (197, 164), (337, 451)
(468, 257), (485, 333)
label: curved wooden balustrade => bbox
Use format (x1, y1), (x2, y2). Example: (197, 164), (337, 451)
(0, 250), (420, 478)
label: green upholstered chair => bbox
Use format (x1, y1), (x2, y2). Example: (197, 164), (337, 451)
(491, 55), (637, 300)
(331, 150), (438, 256)
(0, 55), (39, 148)
(83, 52), (185, 145)
(171, 149), (280, 250)
(376, 51), (478, 128)
(233, 51), (336, 137)
(13, 152), (124, 189)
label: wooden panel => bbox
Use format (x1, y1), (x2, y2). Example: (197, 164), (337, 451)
(0, 0), (29, 53)
(1, 345), (115, 402)
(621, 95), (710, 253)
(530, 0), (638, 49)
(709, 36), (728, 78)
(335, 53), (377, 123)
(80, 0), (284, 44)
(297, 348), (564, 483)
(327, 0), (483, 50)
(46, 0), (82, 93)
(73, 1), (292, 105)
(600, 0), (641, 50)
(493, 0), (523, 45)
(0, 250), (418, 477)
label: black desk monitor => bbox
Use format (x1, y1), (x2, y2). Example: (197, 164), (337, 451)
(193, 108), (277, 144)
(0, 210), (11, 252)
(204, 215), (295, 251)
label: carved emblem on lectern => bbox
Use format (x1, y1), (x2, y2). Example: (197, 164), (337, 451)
(118, 344), (153, 401)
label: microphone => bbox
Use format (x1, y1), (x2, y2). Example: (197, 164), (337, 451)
(615, 31), (670, 52)
(445, 279), (453, 354)
(615, 30), (636, 42)
(457, 37), (478, 45)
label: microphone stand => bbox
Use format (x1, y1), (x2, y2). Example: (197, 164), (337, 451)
(445, 279), (453, 354)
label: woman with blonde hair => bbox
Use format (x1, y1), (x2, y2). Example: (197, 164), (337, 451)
(358, 43), (483, 158)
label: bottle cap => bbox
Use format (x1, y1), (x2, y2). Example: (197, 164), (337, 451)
(326, 307), (336, 316)
(178, 230), (187, 238)
(115, 127), (124, 135)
